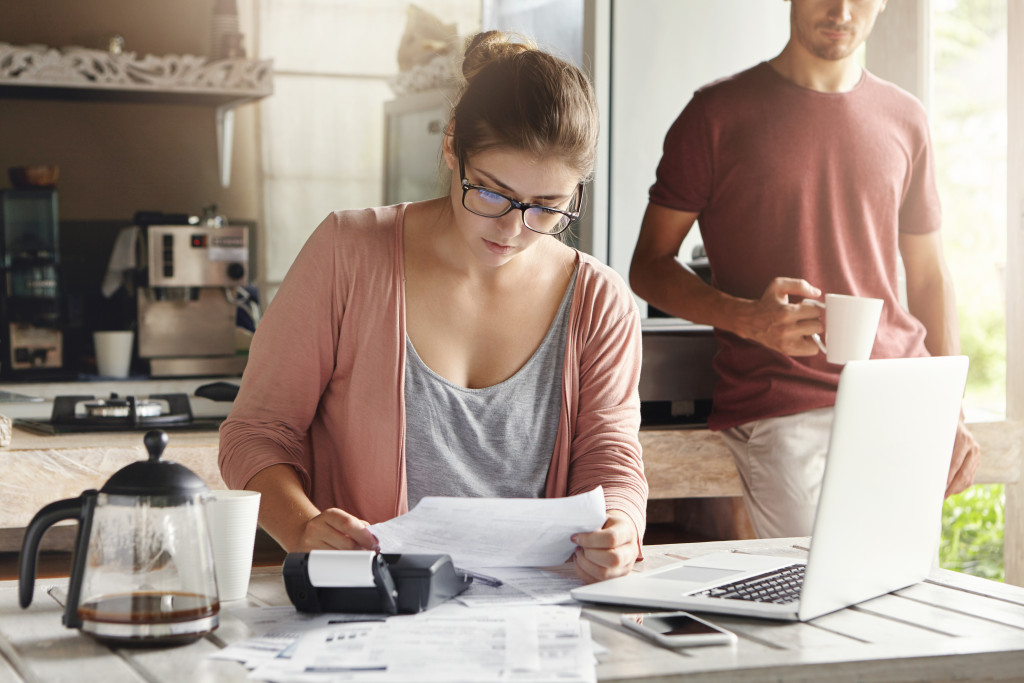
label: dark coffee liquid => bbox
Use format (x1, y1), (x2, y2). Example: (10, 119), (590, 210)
(76, 593), (219, 647)
(78, 592), (218, 624)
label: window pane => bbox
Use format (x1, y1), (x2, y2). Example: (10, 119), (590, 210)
(261, 77), (390, 181)
(260, 0), (411, 76)
(256, 0), (481, 294)
(259, 0), (480, 75)
(933, 0), (1008, 419)
(933, 0), (1007, 585)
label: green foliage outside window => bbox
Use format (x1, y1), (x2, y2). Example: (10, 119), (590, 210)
(940, 484), (1004, 581)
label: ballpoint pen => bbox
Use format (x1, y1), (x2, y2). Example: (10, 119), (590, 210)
(460, 569), (503, 587)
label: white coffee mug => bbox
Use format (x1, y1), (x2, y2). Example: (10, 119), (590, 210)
(205, 489), (261, 601)
(808, 293), (883, 365)
(93, 330), (134, 378)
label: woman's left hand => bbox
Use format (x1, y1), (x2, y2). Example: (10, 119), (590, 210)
(571, 510), (639, 583)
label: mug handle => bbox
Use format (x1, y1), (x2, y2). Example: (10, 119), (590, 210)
(811, 333), (827, 355)
(805, 299), (827, 355)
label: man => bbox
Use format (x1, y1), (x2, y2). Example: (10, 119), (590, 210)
(629, 0), (981, 538)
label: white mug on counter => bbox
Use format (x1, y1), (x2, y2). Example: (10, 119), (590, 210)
(808, 293), (883, 365)
(205, 489), (261, 601)
(93, 330), (134, 378)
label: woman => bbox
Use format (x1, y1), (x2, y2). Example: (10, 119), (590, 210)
(219, 31), (647, 583)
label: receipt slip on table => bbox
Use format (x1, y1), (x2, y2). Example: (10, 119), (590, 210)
(2, 538), (1024, 682)
(639, 421), (1024, 586)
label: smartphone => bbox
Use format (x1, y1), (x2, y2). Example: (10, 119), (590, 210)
(620, 611), (737, 649)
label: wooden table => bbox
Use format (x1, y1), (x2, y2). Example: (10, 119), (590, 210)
(2, 538), (1023, 682)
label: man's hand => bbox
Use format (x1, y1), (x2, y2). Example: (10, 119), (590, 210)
(295, 508), (379, 552)
(571, 510), (639, 583)
(734, 277), (825, 356)
(946, 417), (981, 498)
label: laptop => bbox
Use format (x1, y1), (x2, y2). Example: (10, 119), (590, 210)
(572, 355), (969, 622)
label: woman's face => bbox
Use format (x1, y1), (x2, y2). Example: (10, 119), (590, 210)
(443, 144), (582, 268)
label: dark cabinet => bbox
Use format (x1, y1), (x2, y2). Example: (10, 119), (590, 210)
(0, 189), (66, 378)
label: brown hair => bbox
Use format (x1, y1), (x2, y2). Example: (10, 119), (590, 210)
(450, 31), (599, 181)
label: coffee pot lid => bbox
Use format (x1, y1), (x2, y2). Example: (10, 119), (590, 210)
(100, 430), (209, 497)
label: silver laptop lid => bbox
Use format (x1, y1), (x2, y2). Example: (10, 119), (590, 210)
(570, 355), (968, 621)
(798, 355), (968, 620)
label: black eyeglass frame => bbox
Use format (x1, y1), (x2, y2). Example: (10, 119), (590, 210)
(458, 157), (584, 236)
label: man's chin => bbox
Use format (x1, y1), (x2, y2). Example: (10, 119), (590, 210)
(797, 33), (860, 62)
(814, 47), (858, 61)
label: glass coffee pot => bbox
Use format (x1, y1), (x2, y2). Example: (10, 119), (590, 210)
(19, 430), (219, 646)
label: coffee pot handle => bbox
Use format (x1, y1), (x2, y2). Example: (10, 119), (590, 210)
(19, 492), (97, 617)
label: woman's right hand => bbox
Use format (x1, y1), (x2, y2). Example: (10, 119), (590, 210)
(243, 465), (379, 553)
(296, 508), (380, 552)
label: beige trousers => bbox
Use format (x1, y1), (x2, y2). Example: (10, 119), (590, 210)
(720, 406), (835, 539)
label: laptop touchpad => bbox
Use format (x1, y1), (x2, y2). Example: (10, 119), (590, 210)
(656, 565), (745, 584)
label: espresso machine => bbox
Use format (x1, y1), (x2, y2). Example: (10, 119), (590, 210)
(136, 221), (251, 377)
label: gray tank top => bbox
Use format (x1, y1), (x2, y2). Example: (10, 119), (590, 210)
(404, 268), (578, 508)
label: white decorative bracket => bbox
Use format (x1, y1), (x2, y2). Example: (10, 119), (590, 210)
(216, 106), (235, 189)
(0, 42), (273, 187)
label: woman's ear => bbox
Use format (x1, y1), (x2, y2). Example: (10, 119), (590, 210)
(441, 120), (457, 172)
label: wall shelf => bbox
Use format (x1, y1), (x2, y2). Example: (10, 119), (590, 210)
(0, 42), (273, 187)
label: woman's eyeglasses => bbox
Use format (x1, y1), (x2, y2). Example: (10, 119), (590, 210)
(459, 157), (583, 236)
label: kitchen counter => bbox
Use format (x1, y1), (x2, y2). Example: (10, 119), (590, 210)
(0, 426), (224, 552)
(5, 426), (222, 451)
(0, 376), (239, 420)
(0, 378), (237, 552)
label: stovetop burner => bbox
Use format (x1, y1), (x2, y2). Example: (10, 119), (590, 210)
(15, 393), (224, 435)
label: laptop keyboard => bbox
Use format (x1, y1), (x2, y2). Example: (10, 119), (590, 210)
(695, 564), (806, 605)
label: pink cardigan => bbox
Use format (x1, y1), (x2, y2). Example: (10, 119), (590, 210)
(219, 204), (648, 540)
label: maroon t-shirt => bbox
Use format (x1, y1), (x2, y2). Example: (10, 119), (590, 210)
(650, 62), (935, 430)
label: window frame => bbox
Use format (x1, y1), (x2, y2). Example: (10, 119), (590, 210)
(868, 0), (1022, 585)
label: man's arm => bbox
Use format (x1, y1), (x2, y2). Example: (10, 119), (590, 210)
(899, 231), (960, 356)
(629, 202), (824, 356)
(899, 230), (980, 496)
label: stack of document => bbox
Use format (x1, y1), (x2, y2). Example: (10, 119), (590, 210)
(219, 604), (596, 682)
(212, 488), (611, 682)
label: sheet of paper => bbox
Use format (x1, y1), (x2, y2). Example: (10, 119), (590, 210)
(455, 566), (584, 607)
(369, 486), (607, 568)
(245, 605), (595, 683)
(209, 606), (385, 666)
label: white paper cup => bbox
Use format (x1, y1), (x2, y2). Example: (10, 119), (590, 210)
(810, 294), (883, 364)
(205, 489), (261, 602)
(94, 330), (134, 378)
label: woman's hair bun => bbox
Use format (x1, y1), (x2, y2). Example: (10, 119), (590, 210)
(450, 30), (599, 183)
(461, 30), (534, 82)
